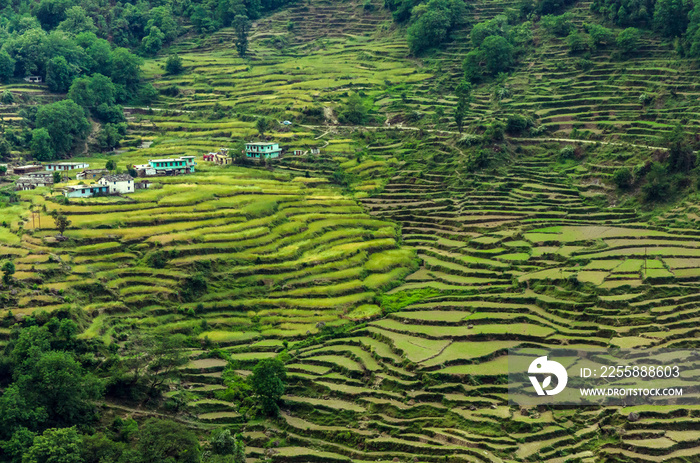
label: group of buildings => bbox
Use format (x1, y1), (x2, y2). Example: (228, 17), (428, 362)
(203, 143), (320, 165)
(11, 162), (150, 198)
(10, 142), (321, 196)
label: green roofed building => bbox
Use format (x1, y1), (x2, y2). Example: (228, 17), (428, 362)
(245, 142), (282, 159)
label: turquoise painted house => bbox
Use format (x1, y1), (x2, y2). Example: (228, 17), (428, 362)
(245, 142), (281, 159)
(148, 156), (196, 174)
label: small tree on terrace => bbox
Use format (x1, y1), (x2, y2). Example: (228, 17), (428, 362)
(233, 15), (250, 58)
(616, 27), (641, 54)
(256, 117), (268, 136)
(165, 54), (184, 75)
(2, 260), (14, 285)
(250, 358), (286, 416)
(454, 80), (471, 133)
(51, 211), (71, 236)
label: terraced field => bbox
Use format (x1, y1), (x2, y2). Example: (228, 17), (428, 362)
(4, 0), (700, 460)
(0, 158), (418, 348)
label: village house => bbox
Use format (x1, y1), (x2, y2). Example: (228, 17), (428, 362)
(292, 150), (304, 156)
(23, 76), (42, 83)
(26, 172), (54, 180)
(310, 148), (321, 155)
(134, 179), (151, 190)
(147, 155), (196, 175)
(97, 174), (134, 194)
(15, 176), (53, 191)
(245, 142), (282, 160)
(76, 168), (108, 180)
(44, 162), (89, 172)
(63, 184), (109, 198)
(213, 152), (232, 165)
(13, 165), (43, 175)
(132, 164), (156, 177)
(204, 148), (232, 165)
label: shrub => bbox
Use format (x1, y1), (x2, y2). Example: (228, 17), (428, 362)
(642, 162), (670, 202)
(559, 145), (576, 159)
(505, 114), (530, 134)
(616, 27), (641, 54)
(586, 23), (615, 47)
(613, 168), (633, 189)
(1, 90), (14, 105)
(567, 31), (590, 53)
(165, 54), (184, 75)
(485, 121), (505, 141)
(541, 13), (574, 36)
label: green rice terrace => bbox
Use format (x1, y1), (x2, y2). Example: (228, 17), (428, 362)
(3, 0), (700, 461)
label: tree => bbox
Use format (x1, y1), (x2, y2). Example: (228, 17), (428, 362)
(250, 358), (286, 416)
(481, 35), (514, 75)
(1, 89), (15, 104)
(406, 0), (466, 54)
(165, 55), (184, 75)
(30, 128), (55, 162)
(142, 26), (165, 56)
(454, 80), (471, 133)
(95, 123), (126, 151)
(613, 168), (633, 189)
(643, 162), (671, 202)
(34, 0), (72, 30)
(51, 211), (71, 236)
(470, 18), (503, 47)
(586, 23), (615, 47)
(57, 6), (97, 35)
(340, 93), (368, 125)
(15, 350), (103, 427)
(616, 27), (641, 54)
(566, 31), (590, 53)
(117, 334), (188, 401)
(407, 8), (450, 55)
(688, 0), (700, 57)
(111, 48), (143, 94)
(210, 429), (237, 455)
(35, 100), (91, 158)
(506, 114), (530, 134)
(653, 0), (689, 37)
(0, 51), (15, 83)
(233, 15), (250, 57)
(52, 171), (62, 184)
(256, 117), (268, 136)
(68, 74), (116, 108)
(138, 419), (200, 463)
(666, 124), (696, 172)
(46, 56), (75, 93)
(2, 261), (14, 285)
(23, 427), (83, 463)
(106, 159), (116, 171)
(0, 137), (11, 161)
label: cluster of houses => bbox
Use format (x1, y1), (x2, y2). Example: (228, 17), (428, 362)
(203, 143), (320, 164)
(11, 162), (151, 198)
(10, 141), (323, 196)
